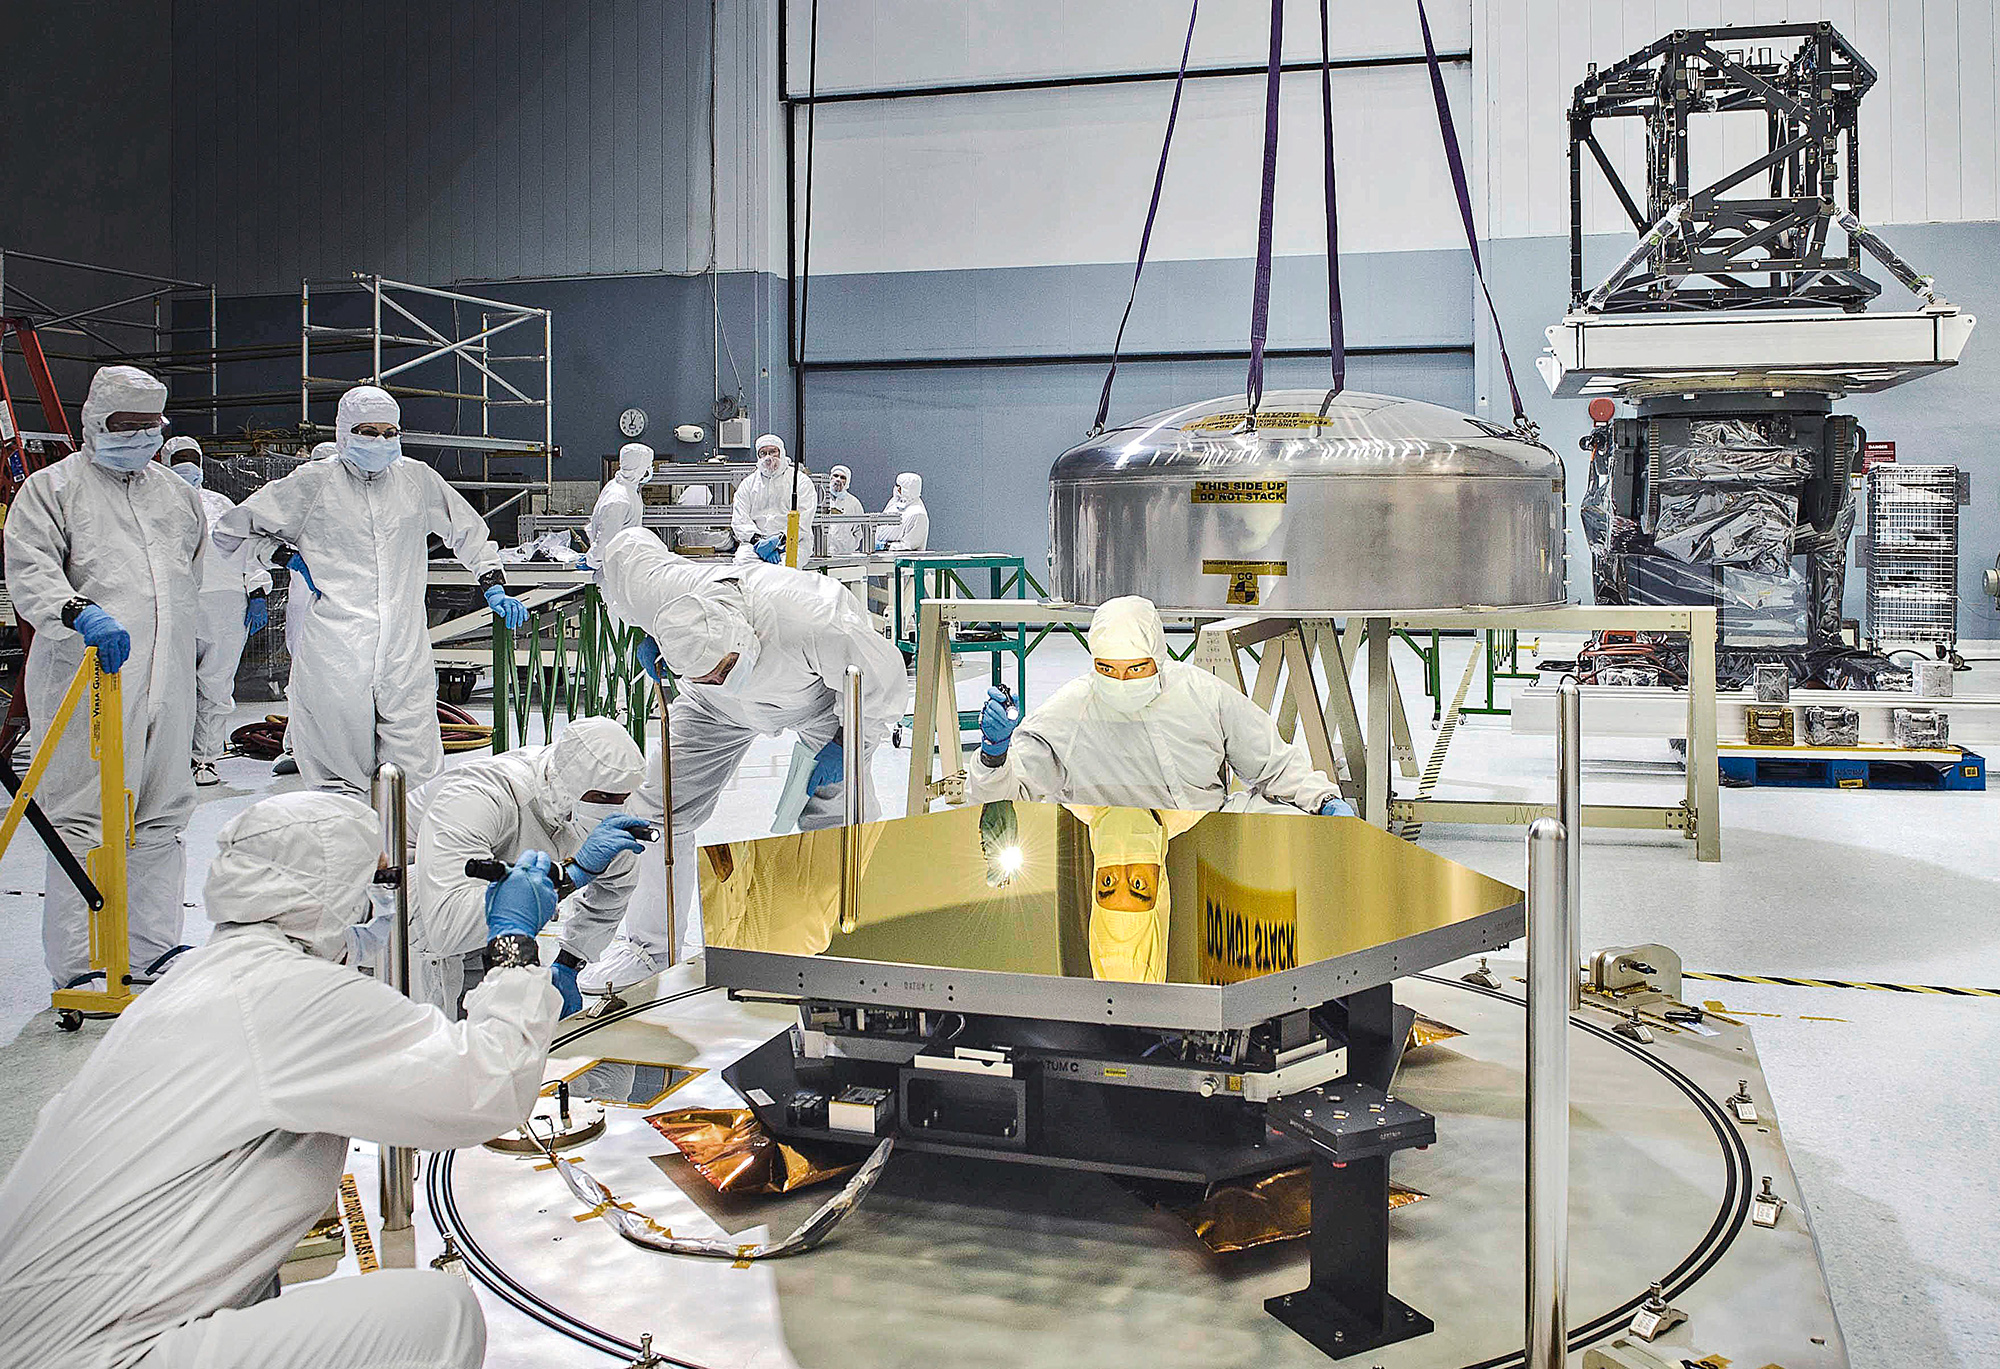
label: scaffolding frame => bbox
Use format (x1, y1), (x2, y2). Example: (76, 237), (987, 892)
(301, 273), (554, 516)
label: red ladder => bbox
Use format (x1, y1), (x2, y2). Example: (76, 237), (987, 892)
(0, 316), (75, 506)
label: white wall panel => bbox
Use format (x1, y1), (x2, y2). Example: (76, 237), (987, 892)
(783, 0), (1471, 94)
(796, 65), (1472, 275)
(1476, 0), (2000, 239)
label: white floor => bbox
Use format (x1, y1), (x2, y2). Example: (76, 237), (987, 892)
(1, 636), (1994, 1369)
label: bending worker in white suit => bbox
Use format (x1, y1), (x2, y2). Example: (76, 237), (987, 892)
(580, 527), (906, 990)
(216, 385), (530, 795)
(969, 595), (1356, 816)
(2, 365), (206, 990)
(0, 792), (564, 1369)
(169, 438), (273, 787)
(409, 716), (651, 1017)
(730, 432), (815, 564)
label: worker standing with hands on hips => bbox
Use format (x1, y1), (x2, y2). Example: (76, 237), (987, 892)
(731, 432), (815, 564)
(822, 464), (865, 556)
(214, 385), (530, 795)
(579, 527), (906, 988)
(969, 595), (1355, 815)
(407, 716), (652, 1016)
(2, 365), (207, 991)
(0, 792), (563, 1369)
(169, 437), (273, 787)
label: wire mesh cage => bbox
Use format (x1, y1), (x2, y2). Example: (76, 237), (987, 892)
(1866, 465), (1959, 647)
(204, 445), (316, 700)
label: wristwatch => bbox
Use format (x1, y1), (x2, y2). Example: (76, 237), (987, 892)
(482, 934), (541, 971)
(59, 597), (94, 629)
(477, 568), (508, 593)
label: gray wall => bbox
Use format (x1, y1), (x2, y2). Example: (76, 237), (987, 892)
(0, 3), (174, 274)
(1480, 222), (2000, 642)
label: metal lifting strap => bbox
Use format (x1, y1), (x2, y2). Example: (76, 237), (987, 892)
(1416, 0), (1530, 427)
(1244, 0), (1285, 416)
(1317, 0), (1346, 401)
(1091, 0), (1202, 435)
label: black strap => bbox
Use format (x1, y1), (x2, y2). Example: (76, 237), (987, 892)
(1091, 0), (1202, 435)
(1416, 0), (1529, 427)
(1317, 0), (1345, 401)
(1244, 0), (1285, 418)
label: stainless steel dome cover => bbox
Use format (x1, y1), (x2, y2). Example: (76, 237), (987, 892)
(1050, 390), (1567, 612)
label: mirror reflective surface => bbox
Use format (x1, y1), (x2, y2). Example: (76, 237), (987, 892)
(699, 803), (1521, 986)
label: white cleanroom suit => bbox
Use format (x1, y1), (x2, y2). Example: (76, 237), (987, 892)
(215, 386), (507, 795)
(170, 444), (274, 766)
(968, 596), (1344, 813)
(591, 528), (906, 971)
(730, 433), (815, 562)
(2, 365), (205, 987)
(409, 716), (647, 1011)
(0, 792), (560, 1369)
(822, 463), (865, 556)
(588, 441), (654, 557)
(879, 471), (930, 552)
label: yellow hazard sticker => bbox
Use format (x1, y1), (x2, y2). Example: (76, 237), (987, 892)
(1182, 411), (1330, 433)
(1190, 480), (1288, 504)
(1102, 1066), (1129, 1079)
(1197, 860), (1299, 985)
(1201, 560), (1287, 576)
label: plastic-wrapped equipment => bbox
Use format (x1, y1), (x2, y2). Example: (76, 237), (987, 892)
(1892, 708), (1950, 749)
(1803, 706), (1860, 747)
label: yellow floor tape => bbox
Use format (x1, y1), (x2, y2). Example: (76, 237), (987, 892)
(1687, 971), (1999, 998)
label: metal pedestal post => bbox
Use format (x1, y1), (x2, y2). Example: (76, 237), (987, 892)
(373, 763), (415, 1233)
(1527, 815), (1572, 1367)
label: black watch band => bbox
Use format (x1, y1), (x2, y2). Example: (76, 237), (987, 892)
(477, 568), (508, 592)
(60, 598), (94, 630)
(553, 948), (587, 972)
(482, 934), (541, 971)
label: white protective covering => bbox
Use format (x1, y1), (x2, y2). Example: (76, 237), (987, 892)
(599, 528), (907, 956)
(588, 442), (654, 555)
(408, 717), (646, 1009)
(967, 596), (1342, 813)
(0, 793), (558, 1369)
(822, 463), (865, 556)
(1, 365), (205, 984)
(882, 471), (930, 551)
(190, 479), (274, 763)
(729, 433), (814, 561)
(214, 386), (503, 794)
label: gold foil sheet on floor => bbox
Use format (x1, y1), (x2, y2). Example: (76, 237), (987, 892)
(647, 1107), (860, 1195)
(1171, 1166), (1429, 1254)
(1407, 1013), (1467, 1052)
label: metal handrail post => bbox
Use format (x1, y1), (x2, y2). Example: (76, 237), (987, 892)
(839, 665), (864, 933)
(655, 678), (677, 968)
(372, 763), (416, 1232)
(1526, 816), (1571, 1369)
(1556, 676), (1582, 1009)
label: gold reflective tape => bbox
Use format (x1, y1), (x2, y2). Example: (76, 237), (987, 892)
(339, 1172), (378, 1274)
(1190, 480), (1287, 504)
(1182, 410), (1330, 433)
(1201, 559), (1288, 577)
(1687, 970), (2000, 997)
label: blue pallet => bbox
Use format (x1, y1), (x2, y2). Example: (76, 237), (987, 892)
(1719, 749), (1985, 792)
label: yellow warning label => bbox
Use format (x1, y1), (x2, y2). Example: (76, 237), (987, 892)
(1197, 859), (1298, 985)
(1102, 1066), (1129, 1079)
(1182, 410), (1330, 433)
(1201, 560), (1288, 576)
(1226, 572), (1260, 606)
(1190, 480), (1288, 504)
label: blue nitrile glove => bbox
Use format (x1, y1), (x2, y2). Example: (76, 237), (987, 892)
(875, 535), (892, 552)
(74, 606), (131, 674)
(484, 583), (529, 629)
(754, 534), (785, 564)
(1318, 795), (1356, 817)
(483, 851), (558, 939)
(809, 736), (844, 792)
(637, 636), (667, 683)
(551, 961), (583, 1017)
(566, 813), (651, 887)
(244, 594), (269, 634)
(979, 686), (1017, 758)
(286, 552), (321, 599)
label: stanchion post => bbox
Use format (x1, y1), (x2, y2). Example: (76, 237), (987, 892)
(372, 763), (416, 1233)
(1526, 816), (1571, 1369)
(655, 678), (677, 967)
(1556, 676), (1582, 1009)
(839, 665), (863, 933)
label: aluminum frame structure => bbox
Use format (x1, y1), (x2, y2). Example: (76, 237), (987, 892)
(301, 273), (554, 516)
(1568, 23), (1891, 314)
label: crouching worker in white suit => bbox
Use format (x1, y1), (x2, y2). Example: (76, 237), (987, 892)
(0, 792), (564, 1369)
(409, 716), (651, 1018)
(579, 527), (907, 990)
(968, 595), (1355, 816)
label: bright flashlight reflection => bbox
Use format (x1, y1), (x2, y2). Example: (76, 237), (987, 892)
(997, 846), (1024, 876)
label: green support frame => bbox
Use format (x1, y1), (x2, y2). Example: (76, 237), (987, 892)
(490, 584), (651, 753)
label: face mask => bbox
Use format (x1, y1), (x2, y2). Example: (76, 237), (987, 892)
(173, 463), (203, 488)
(343, 434), (401, 473)
(758, 453), (783, 476)
(574, 800), (628, 827)
(1093, 670), (1162, 714)
(90, 427), (163, 473)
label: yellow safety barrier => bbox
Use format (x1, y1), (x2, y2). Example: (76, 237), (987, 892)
(0, 650), (135, 1026)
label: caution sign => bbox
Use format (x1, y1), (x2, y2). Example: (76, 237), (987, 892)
(1190, 480), (1287, 505)
(1201, 559), (1287, 607)
(1182, 411), (1331, 434)
(1197, 860), (1298, 985)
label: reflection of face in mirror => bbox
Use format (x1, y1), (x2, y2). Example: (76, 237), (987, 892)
(1094, 862), (1160, 912)
(1078, 806), (1173, 984)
